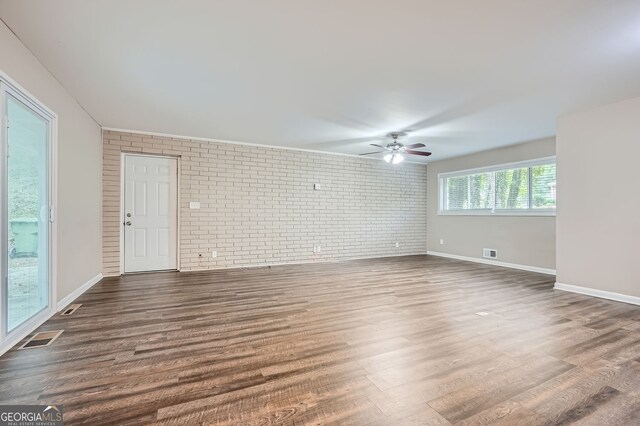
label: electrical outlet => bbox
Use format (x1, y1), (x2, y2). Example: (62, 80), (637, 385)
(395, 242), (400, 248)
(211, 251), (217, 258)
(440, 239), (444, 245)
(189, 201), (201, 209)
(316, 245), (321, 253)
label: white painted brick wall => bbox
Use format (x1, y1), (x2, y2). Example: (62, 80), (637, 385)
(103, 130), (427, 276)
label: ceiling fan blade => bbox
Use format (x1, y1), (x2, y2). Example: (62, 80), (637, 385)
(370, 143), (389, 150)
(404, 143), (426, 149)
(359, 151), (385, 155)
(405, 150), (432, 157)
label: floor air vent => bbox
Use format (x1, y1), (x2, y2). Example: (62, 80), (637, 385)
(18, 330), (63, 350)
(61, 303), (82, 316)
(483, 248), (498, 259)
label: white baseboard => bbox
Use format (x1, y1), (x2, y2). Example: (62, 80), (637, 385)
(104, 253), (430, 276)
(426, 251), (556, 275)
(56, 273), (103, 311)
(226, 252), (430, 270)
(554, 282), (640, 306)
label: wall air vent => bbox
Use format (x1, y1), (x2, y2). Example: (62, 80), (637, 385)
(18, 330), (63, 350)
(60, 304), (82, 316)
(483, 248), (498, 259)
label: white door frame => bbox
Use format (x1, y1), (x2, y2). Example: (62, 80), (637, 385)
(119, 152), (180, 274)
(0, 69), (58, 356)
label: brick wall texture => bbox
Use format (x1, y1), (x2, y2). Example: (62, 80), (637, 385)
(103, 130), (427, 276)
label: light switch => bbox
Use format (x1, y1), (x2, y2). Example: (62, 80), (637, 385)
(189, 201), (201, 209)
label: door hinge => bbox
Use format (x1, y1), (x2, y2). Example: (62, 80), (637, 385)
(49, 206), (55, 223)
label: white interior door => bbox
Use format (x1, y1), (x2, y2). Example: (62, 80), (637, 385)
(123, 154), (177, 273)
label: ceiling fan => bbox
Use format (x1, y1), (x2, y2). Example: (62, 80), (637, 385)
(359, 132), (432, 164)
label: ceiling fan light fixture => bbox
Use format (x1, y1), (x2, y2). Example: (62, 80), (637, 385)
(384, 153), (404, 164)
(392, 153), (404, 164)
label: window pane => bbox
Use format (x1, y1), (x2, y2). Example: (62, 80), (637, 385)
(468, 172), (493, 209)
(531, 164), (556, 209)
(446, 176), (468, 210)
(440, 160), (555, 214)
(495, 167), (529, 209)
(6, 94), (49, 331)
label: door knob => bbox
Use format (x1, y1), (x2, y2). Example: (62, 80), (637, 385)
(125, 221), (132, 226)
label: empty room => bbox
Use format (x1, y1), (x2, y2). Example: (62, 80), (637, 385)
(0, 1), (639, 425)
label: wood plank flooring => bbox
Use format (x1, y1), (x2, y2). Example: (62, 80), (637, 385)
(1, 255), (640, 425)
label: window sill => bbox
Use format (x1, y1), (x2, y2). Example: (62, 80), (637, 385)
(438, 210), (556, 217)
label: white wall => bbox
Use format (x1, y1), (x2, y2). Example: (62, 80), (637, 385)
(0, 21), (102, 302)
(102, 131), (427, 275)
(557, 96), (640, 298)
(427, 138), (556, 271)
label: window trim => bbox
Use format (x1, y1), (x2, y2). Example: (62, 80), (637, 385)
(438, 156), (556, 217)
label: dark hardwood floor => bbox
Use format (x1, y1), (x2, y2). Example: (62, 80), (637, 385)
(1, 255), (640, 425)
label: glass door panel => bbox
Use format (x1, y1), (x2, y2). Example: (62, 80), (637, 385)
(5, 92), (49, 332)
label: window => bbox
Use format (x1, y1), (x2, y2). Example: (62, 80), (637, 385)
(439, 157), (556, 216)
(0, 75), (56, 353)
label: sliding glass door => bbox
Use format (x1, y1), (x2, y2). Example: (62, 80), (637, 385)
(1, 81), (53, 343)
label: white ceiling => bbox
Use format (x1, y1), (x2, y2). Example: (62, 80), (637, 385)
(1, 0), (640, 161)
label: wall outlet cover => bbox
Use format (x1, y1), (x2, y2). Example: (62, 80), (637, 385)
(189, 201), (201, 209)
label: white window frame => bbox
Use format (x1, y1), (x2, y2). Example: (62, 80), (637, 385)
(438, 156), (556, 217)
(0, 69), (58, 356)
